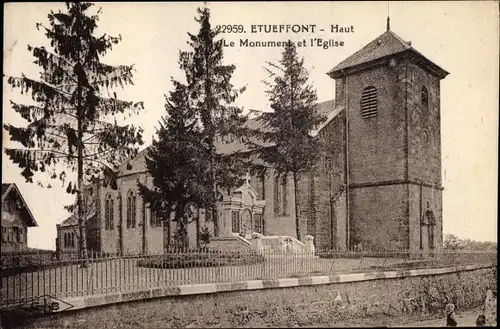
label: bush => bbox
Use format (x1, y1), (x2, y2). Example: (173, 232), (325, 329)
(317, 250), (411, 259)
(137, 250), (265, 269)
(365, 260), (439, 271)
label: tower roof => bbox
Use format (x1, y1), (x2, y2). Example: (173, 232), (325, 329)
(327, 29), (449, 79)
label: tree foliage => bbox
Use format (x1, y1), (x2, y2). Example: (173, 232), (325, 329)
(138, 81), (211, 247)
(139, 6), (249, 241)
(184, 7), (250, 212)
(443, 234), (497, 251)
(252, 41), (327, 240)
(4, 2), (144, 258)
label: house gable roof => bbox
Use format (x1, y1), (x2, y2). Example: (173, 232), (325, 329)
(328, 29), (449, 79)
(1, 183), (38, 227)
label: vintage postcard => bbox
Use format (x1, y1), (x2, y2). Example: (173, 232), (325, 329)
(2, 1), (498, 328)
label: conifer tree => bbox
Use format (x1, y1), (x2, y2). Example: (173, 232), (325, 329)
(178, 6), (248, 237)
(138, 81), (211, 248)
(255, 41), (327, 241)
(3, 2), (144, 261)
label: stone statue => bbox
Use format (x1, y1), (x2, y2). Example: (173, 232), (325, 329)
(250, 232), (264, 254)
(304, 235), (315, 255)
(284, 237), (294, 254)
(278, 237), (288, 254)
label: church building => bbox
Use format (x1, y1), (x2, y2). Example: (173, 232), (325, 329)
(56, 21), (448, 254)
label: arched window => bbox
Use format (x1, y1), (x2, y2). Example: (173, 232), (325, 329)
(360, 86), (378, 118)
(256, 174), (265, 201)
(421, 86), (429, 108)
(65, 232), (75, 248)
(150, 209), (162, 227)
(127, 191), (137, 228)
(274, 176), (280, 215)
(282, 176), (288, 216)
(232, 211), (240, 233)
(105, 194), (114, 230)
(254, 213), (263, 234)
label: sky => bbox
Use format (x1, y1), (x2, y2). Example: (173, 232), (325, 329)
(3, 1), (499, 250)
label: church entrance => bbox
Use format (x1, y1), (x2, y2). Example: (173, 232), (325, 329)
(425, 209), (436, 251)
(428, 224), (434, 250)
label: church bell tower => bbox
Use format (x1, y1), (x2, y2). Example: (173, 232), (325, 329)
(327, 19), (449, 251)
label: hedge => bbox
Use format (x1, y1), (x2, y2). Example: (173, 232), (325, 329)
(137, 250), (265, 269)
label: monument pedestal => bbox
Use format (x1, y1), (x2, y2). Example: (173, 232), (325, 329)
(209, 180), (265, 252)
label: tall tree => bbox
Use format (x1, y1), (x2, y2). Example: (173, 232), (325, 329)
(255, 41), (327, 241)
(4, 2), (144, 261)
(181, 6), (248, 236)
(138, 81), (211, 249)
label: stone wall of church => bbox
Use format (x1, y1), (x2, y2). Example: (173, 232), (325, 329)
(295, 173), (312, 241)
(406, 62), (442, 186)
(405, 61), (443, 253)
(346, 64), (407, 185)
(98, 172), (164, 255)
(249, 169), (296, 238)
(336, 58), (444, 251)
(262, 172), (296, 237)
(350, 184), (408, 250)
(99, 183), (119, 254)
(409, 184), (443, 253)
(310, 112), (347, 250)
(119, 173), (143, 254)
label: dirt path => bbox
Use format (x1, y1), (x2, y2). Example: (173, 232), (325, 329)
(396, 309), (481, 327)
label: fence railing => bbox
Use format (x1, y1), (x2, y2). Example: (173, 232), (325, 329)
(1, 249), (496, 309)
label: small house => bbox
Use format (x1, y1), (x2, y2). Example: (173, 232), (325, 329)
(1, 183), (38, 252)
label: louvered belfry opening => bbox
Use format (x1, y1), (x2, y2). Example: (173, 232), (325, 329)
(361, 86), (378, 118)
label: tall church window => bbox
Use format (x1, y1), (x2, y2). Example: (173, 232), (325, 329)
(105, 194), (114, 230)
(428, 226), (434, 250)
(360, 86), (378, 118)
(64, 232), (76, 248)
(126, 191), (137, 228)
(421, 86), (429, 108)
(274, 175), (280, 215)
(232, 211), (240, 233)
(254, 213), (263, 234)
(256, 174), (265, 200)
(282, 176), (288, 215)
(150, 209), (162, 227)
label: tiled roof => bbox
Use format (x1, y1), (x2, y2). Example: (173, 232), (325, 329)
(117, 100), (337, 177)
(59, 215), (78, 227)
(59, 212), (96, 227)
(328, 29), (448, 78)
(330, 30), (410, 73)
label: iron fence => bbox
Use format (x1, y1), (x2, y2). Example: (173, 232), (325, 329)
(0, 249), (496, 309)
